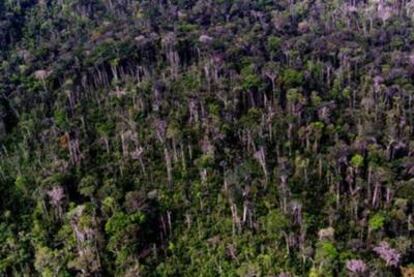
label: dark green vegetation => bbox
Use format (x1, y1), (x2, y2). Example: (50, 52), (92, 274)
(0, 0), (414, 276)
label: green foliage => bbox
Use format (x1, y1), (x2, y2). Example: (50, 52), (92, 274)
(286, 88), (302, 102)
(317, 241), (338, 261)
(282, 69), (304, 88)
(79, 175), (97, 197)
(240, 108), (262, 128)
(105, 212), (145, 235)
(351, 154), (364, 168)
(315, 242), (338, 275)
(0, 1), (413, 276)
(311, 121), (324, 131)
(54, 110), (68, 129)
(14, 175), (27, 192)
(267, 36), (282, 51)
(369, 212), (386, 231)
(241, 65), (261, 91)
(267, 36), (282, 58)
(261, 209), (288, 239)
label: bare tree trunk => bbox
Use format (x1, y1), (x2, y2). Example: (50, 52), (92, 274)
(230, 202), (241, 235)
(180, 143), (187, 173)
(164, 146), (173, 188)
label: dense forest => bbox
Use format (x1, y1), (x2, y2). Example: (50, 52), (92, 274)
(0, 0), (414, 276)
